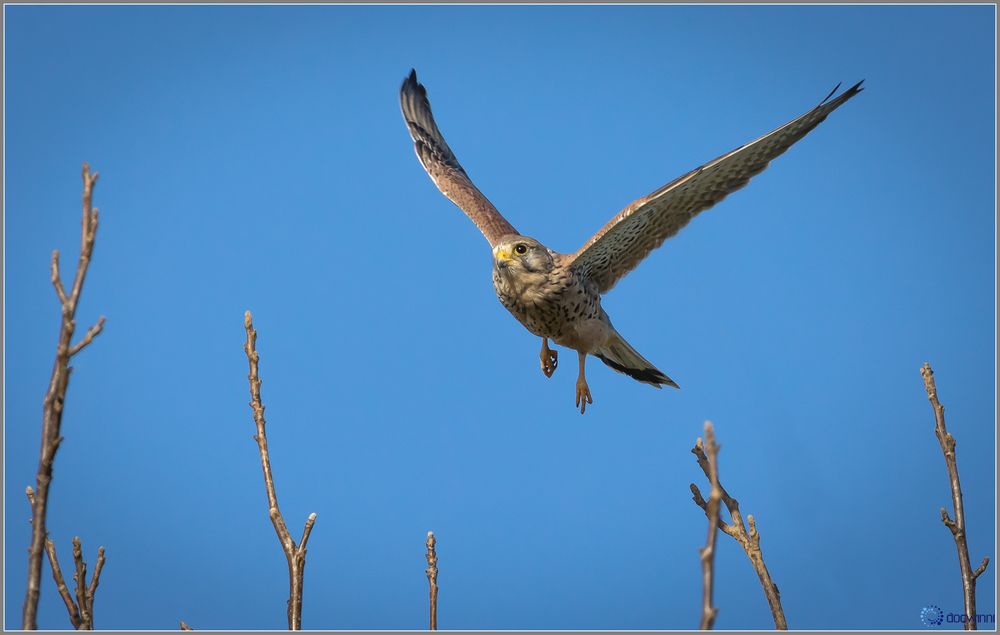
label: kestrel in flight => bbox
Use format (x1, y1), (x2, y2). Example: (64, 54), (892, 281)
(400, 69), (862, 413)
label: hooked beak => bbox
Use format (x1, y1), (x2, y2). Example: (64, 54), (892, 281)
(493, 247), (513, 271)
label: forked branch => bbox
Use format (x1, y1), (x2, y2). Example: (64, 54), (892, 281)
(244, 311), (317, 630)
(690, 429), (787, 630)
(23, 164), (107, 630)
(921, 363), (989, 630)
(29, 489), (105, 631)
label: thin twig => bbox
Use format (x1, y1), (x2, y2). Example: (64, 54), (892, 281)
(426, 531), (439, 630)
(44, 539), (81, 629)
(72, 537), (88, 628)
(85, 547), (106, 626)
(24, 164), (107, 630)
(921, 363), (990, 630)
(28, 488), (83, 628)
(69, 317), (107, 357)
(696, 423), (721, 629)
(50, 251), (68, 306)
(28, 487), (85, 629)
(690, 433), (787, 630)
(36, 527), (104, 630)
(244, 311), (317, 630)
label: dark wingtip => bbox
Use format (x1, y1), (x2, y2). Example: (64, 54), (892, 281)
(842, 79), (865, 97)
(820, 82), (843, 104)
(820, 79), (866, 106)
(401, 68), (421, 95)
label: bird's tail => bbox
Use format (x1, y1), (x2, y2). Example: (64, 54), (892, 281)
(594, 330), (679, 389)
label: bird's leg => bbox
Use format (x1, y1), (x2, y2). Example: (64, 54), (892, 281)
(575, 351), (593, 415)
(539, 338), (558, 378)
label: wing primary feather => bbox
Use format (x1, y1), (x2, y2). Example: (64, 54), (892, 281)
(820, 81), (842, 104)
(570, 80), (865, 292)
(400, 70), (518, 246)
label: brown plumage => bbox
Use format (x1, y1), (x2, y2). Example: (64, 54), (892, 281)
(399, 73), (518, 245)
(400, 69), (863, 413)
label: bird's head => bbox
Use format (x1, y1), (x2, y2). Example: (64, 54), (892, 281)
(492, 236), (554, 281)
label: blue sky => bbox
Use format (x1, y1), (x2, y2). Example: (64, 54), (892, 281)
(4, 4), (995, 630)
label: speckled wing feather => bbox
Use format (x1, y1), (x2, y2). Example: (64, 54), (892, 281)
(400, 69), (518, 247)
(571, 81), (864, 292)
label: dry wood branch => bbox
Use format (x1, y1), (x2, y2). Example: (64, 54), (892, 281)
(26, 489), (81, 627)
(69, 316), (107, 357)
(425, 531), (439, 630)
(86, 547), (106, 626)
(72, 538), (87, 627)
(244, 311), (317, 630)
(690, 431), (787, 630)
(23, 164), (107, 630)
(921, 362), (990, 630)
(44, 539), (81, 628)
(68, 537), (105, 630)
(37, 533), (104, 630)
(50, 251), (68, 306)
(696, 423), (721, 630)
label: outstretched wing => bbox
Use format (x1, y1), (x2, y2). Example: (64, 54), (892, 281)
(400, 69), (518, 247)
(570, 81), (864, 292)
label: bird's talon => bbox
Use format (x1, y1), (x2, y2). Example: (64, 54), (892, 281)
(575, 381), (593, 414)
(539, 344), (558, 378)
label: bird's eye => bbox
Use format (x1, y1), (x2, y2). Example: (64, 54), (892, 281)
(514, 244), (528, 255)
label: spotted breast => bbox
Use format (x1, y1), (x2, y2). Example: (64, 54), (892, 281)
(492, 260), (602, 341)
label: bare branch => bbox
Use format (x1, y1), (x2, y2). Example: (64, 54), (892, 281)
(24, 163), (107, 630)
(690, 484), (738, 539)
(68, 316), (107, 357)
(51, 251), (68, 306)
(921, 362), (989, 630)
(85, 546), (106, 622)
(426, 531), (439, 630)
(44, 539), (81, 629)
(690, 483), (707, 510)
(691, 429), (787, 630)
(36, 533), (104, 631)
(72, 537), (89, 629)
(941, 508), (959, 534)
(747, 515), (761, 548)
(299, 513), (318, 552)
(78, 164), (99, 256)
(697, 423), (721, 630)
(972, 557), (990, 580)
(244, 311), (317, 630)
(29, 490), (83, 628)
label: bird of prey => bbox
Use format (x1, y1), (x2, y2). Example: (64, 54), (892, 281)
(400, 69), (862, 414)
